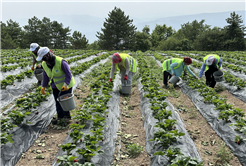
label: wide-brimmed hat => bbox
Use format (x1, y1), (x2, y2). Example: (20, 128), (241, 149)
(30, 43), (39, 51)
(206, 56), (215, 66)
(37, 47), (50, 61)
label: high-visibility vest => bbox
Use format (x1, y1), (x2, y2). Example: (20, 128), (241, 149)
(203, 54), (222, 71)
(162, 58), (186, 72)
(116, 53), (137, 73)
(42, 56), (75, 90)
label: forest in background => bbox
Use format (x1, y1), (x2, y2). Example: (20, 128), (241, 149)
(1, 7), (245, 51)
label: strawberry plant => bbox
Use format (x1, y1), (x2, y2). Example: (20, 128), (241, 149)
(59, 143), (77, 155)
(76, 145), (104, 162)
(168, 154), (204, 166)
(1, 132), (14, 145)
(8, 109), (31, 124)
(69, 130), (84, 144)
(235, 135), (242, 145)
(56, 155), (84, 166)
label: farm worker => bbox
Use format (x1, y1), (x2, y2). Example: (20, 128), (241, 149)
(198, 54), (222, 88)
(108, 53), (137, 86)
(162, 57), (197, 88)
(37, 47), (75, 124)
(30, 43), (54, 85)
(30, 43), (42, 71)
(30, 43), (43, 85)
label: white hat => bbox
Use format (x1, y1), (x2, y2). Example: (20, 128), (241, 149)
(206, 56), (215, 66)
(30, 43), (39, 51)
(37, 47), (50, 61)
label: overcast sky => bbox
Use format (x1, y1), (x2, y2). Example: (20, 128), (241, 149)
(1, 0), (245, 23)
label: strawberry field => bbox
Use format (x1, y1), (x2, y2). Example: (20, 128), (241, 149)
(0, 50), (246, 166)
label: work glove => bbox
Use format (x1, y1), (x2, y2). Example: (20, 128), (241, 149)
(41, 87), (46, 95)
(31, 65), (35, 71)
(62, 83), (69, 91)
(108, 78), (112, 82)
(124, 75), (128, 80)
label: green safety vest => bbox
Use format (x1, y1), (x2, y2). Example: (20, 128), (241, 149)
(162, 58), (186, 72)
(116, 53), (137, 73)
(203, 54), (222, 71)
(42, 56), (75, 90)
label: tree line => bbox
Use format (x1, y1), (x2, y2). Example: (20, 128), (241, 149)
(1, 7), (245, 51)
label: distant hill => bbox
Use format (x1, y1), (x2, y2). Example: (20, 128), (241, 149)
(135, 10), (245, 31)
(15, 10), (245, 44)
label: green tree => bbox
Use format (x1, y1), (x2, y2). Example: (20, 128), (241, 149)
(50, 21), (71, 49)
(39, 17), (53, 47)
(194, 27), (226, 51)
(0, 21), (7, 49)
(1, 33), (17, 49)
(69, 31), (88, 49)
(150, 24), (175, 48)
(6, 19), (22, 45)
(96, 7), (137, 50)
(87, 41), (101, 50)
(157, 37), (181, 51)
(224, 11), (245, 50)
(23, 16), (42, 45)
(134, 26), (152, 52)
(179, 19), (210, 50)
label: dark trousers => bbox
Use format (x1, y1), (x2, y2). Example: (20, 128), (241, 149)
(205, 66), (218, 88)
(163, 71), (172, 86)
(52, 87), (72, 118)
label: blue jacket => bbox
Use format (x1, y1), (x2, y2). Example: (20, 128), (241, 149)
(166, 62), (195, 77)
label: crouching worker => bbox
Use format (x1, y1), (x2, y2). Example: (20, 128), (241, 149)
(198, 54), (222, 88)
(30, 43), (43, 85)
(162, 57), (198, 88)
(108, 53), (137, 86)
(37, 47), (75, 124)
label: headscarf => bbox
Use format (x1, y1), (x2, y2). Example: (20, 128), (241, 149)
(112, 53), (121, 63)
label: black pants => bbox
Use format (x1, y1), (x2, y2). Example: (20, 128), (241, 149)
(163, 71), (172, 86)
(53, 87), (72, 118)
(205, 66), (218, 88)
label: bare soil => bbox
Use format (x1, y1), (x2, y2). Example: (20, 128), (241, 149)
(167, 86), (242, 166)
(112, 85), (151, 166)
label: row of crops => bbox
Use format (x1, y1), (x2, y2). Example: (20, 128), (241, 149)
(1, 49), (246, 166)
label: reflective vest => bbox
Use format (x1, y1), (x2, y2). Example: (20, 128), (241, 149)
(116, 53), (137, 73)
(42, 56), (75, 90)
(203, 54), (222, 71)
(162, 58), (186, 72)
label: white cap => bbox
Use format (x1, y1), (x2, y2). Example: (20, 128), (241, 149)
(206, 56), (215, 66)
(37, 47), (50, 61)
(30, 43), (39, 51)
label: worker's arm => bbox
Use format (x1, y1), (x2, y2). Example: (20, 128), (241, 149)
(170, 62), (178, 75)
(199, 63), (206, 78)
(110, 63), (116, 79)
(124, 57), (130, 75)
(186, 66), (196, 77)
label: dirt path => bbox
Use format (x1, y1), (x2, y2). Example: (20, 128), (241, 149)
(112, 79), (150, 166)
(167, 87), (242, 166)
